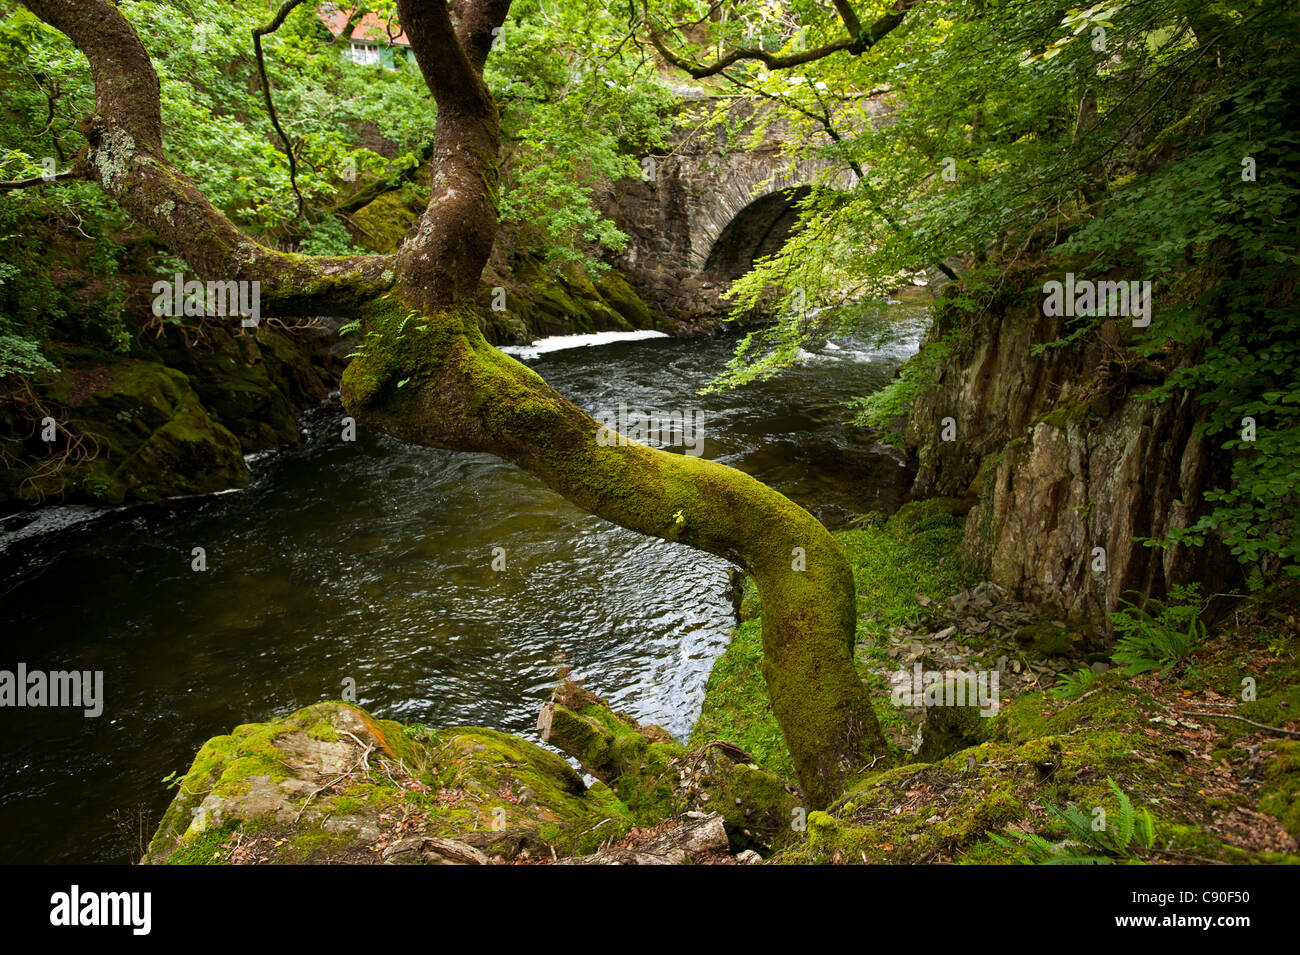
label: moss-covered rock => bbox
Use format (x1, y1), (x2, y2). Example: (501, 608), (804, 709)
(145, 701), (640, 864)
(773, 671), (1299, 864)
(764, 631), (1300, 865)
(2, 358), (250, 506)
(348, 185), (423, 253)
(0, 319), (342, 509)
(915, 700), (991, 762)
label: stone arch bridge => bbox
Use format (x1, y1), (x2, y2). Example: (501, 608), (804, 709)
(600, 96), (875, 320)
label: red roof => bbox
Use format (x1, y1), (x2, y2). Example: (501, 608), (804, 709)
(319, 5), (410, 46)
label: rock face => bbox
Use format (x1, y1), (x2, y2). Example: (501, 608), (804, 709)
(903, 289), (1239, 627)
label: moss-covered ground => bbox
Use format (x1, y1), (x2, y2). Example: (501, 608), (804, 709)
(692, 500), (1300, 864)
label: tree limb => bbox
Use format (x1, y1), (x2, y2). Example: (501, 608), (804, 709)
(642, 0), (924, 79)
(0, 168), (82, 192)
(331, 2), (370, 44)
(1184, 711), (1300, 738)
(397, 0), (493, 111)
(334, 140), (435, 216)
(452, 0), (512, 71)
(393, 0), (512, 306)
(832, 0), (864, 41)
(252, 0), (308, 219)
(22, 0), (395, 317)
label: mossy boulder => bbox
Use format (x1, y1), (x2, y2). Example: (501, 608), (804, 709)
(915, 700), (992, 762)
(888, 497), (968, 534)
(145, 701), (639, 864)
(3, 358), (249, 506)
(595, 271), (655, 328)
(0, 321), (342, 509)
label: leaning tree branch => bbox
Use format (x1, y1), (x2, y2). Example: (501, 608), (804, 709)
(334, 140), (436, 216)
(252, 0), (308, 219)
(831, 0), (864, 41)
(804, 81), (960, 282)
(21, 0), (396, 317)
(25, 0), (893, 810)
(646, 25), (855, 78)
(0, 168), (83, 191)
(642, 0), (924, 79)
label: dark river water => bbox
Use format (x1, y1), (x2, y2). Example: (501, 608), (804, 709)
(0, 313), (926, 864)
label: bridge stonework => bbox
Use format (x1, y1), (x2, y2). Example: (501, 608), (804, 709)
(599, 97), (860, 322)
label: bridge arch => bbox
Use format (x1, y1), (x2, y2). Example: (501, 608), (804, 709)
(684, 158), (851, 273)
(702, 185), (812, 283)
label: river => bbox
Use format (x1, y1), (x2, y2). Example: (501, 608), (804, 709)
(0, 310), (926, 863)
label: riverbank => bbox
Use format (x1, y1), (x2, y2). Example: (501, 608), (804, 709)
(696, 501), (1300, 863)
(0, 258), (669, 512)
(139, 496), (1300, 864)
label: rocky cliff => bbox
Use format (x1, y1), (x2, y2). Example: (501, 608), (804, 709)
(902, 278), (1241, 629)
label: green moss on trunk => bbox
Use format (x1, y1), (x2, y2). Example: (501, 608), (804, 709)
(340, 296), (886, 808)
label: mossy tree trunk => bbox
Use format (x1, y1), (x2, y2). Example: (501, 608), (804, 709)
(26, 0), (887, 808)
